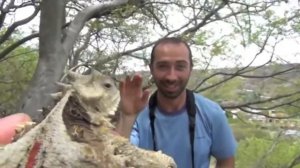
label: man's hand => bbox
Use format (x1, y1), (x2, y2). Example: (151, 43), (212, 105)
(116, 74), (150, 138)
(0, 113), (31, 145)
(119, 74), (150, 116)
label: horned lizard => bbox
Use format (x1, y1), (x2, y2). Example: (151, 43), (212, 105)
(0, 69), (176, 168)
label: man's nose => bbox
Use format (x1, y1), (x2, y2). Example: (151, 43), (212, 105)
(165, 67), (177, 81)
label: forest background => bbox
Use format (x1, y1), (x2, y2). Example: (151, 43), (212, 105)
(1, 0), (300, 167)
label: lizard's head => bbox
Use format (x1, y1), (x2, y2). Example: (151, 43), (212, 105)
(67, 69), (120, 125)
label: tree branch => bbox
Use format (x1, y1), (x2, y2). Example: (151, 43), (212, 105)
(181, 1), (227, 36)
(193, 29), (275, 92)
(62, 0), (130, 57)
(0, 6), (40, 45)
(70, 31), (91, 67)
(287, 154), (300, 168)
(222, 90), (300, 110)
(0, 33), (39, 60)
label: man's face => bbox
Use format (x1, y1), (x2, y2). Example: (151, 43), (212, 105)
(150, 43), (192, 99)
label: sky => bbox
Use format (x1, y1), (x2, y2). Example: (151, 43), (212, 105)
(6, 0), (300, 72)
(124, 0), (300, 72)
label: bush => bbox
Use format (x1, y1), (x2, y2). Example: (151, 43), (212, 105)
(236, 137), (300, 168)
(231, 123), (270, 141)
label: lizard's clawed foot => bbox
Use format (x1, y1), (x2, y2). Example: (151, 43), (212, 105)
(13, 121), (36, 142)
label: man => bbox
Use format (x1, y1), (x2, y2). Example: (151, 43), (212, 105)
(116, 37), (237, 168)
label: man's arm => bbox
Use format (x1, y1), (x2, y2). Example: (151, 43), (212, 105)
(115, 74), (149, 138)
(209, 104), (237, 167)
(115, 114), (137, 138)
(216, 157), (235, 168)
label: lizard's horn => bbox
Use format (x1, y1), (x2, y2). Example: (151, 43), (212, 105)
(68, 70), (83, 80)
(91, 69), (103, 77)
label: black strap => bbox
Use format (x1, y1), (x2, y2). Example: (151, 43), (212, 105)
(149, 89), (196, 168)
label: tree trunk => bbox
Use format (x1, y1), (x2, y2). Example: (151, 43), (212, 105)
(17, 0), (67, 122)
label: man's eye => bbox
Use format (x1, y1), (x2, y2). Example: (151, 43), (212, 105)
(176, 65), (186, 70)
(158, 65), (168, 69)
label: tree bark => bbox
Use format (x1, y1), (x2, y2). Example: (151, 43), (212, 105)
(17, 0), (67, 121)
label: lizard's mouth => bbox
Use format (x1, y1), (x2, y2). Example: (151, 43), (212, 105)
(62, 96), (97, 142)
(62, 95), (119, 142)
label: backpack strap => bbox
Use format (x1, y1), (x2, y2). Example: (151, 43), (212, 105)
(148, 89), (196, 168)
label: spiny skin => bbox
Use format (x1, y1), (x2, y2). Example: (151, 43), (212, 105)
(0, 70), (176, 168)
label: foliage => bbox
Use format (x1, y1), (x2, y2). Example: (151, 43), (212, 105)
(231, 119), (300, 168)
(0, 33), (37, 116)
(231, 122), (271, 141)
(236, 137), (300, 168)
(201, 75), (244, 103)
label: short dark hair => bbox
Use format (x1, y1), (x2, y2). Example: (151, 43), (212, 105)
(150, 37), (193, 67)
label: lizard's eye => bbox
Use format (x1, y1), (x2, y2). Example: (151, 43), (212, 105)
(104, 83), (112, 89)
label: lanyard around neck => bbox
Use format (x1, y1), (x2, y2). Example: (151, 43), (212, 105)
(148, 90), (196, 168)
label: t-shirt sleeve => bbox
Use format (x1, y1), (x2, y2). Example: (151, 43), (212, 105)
(211, 107), (237, 159)
(129, 121), (139, 146)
